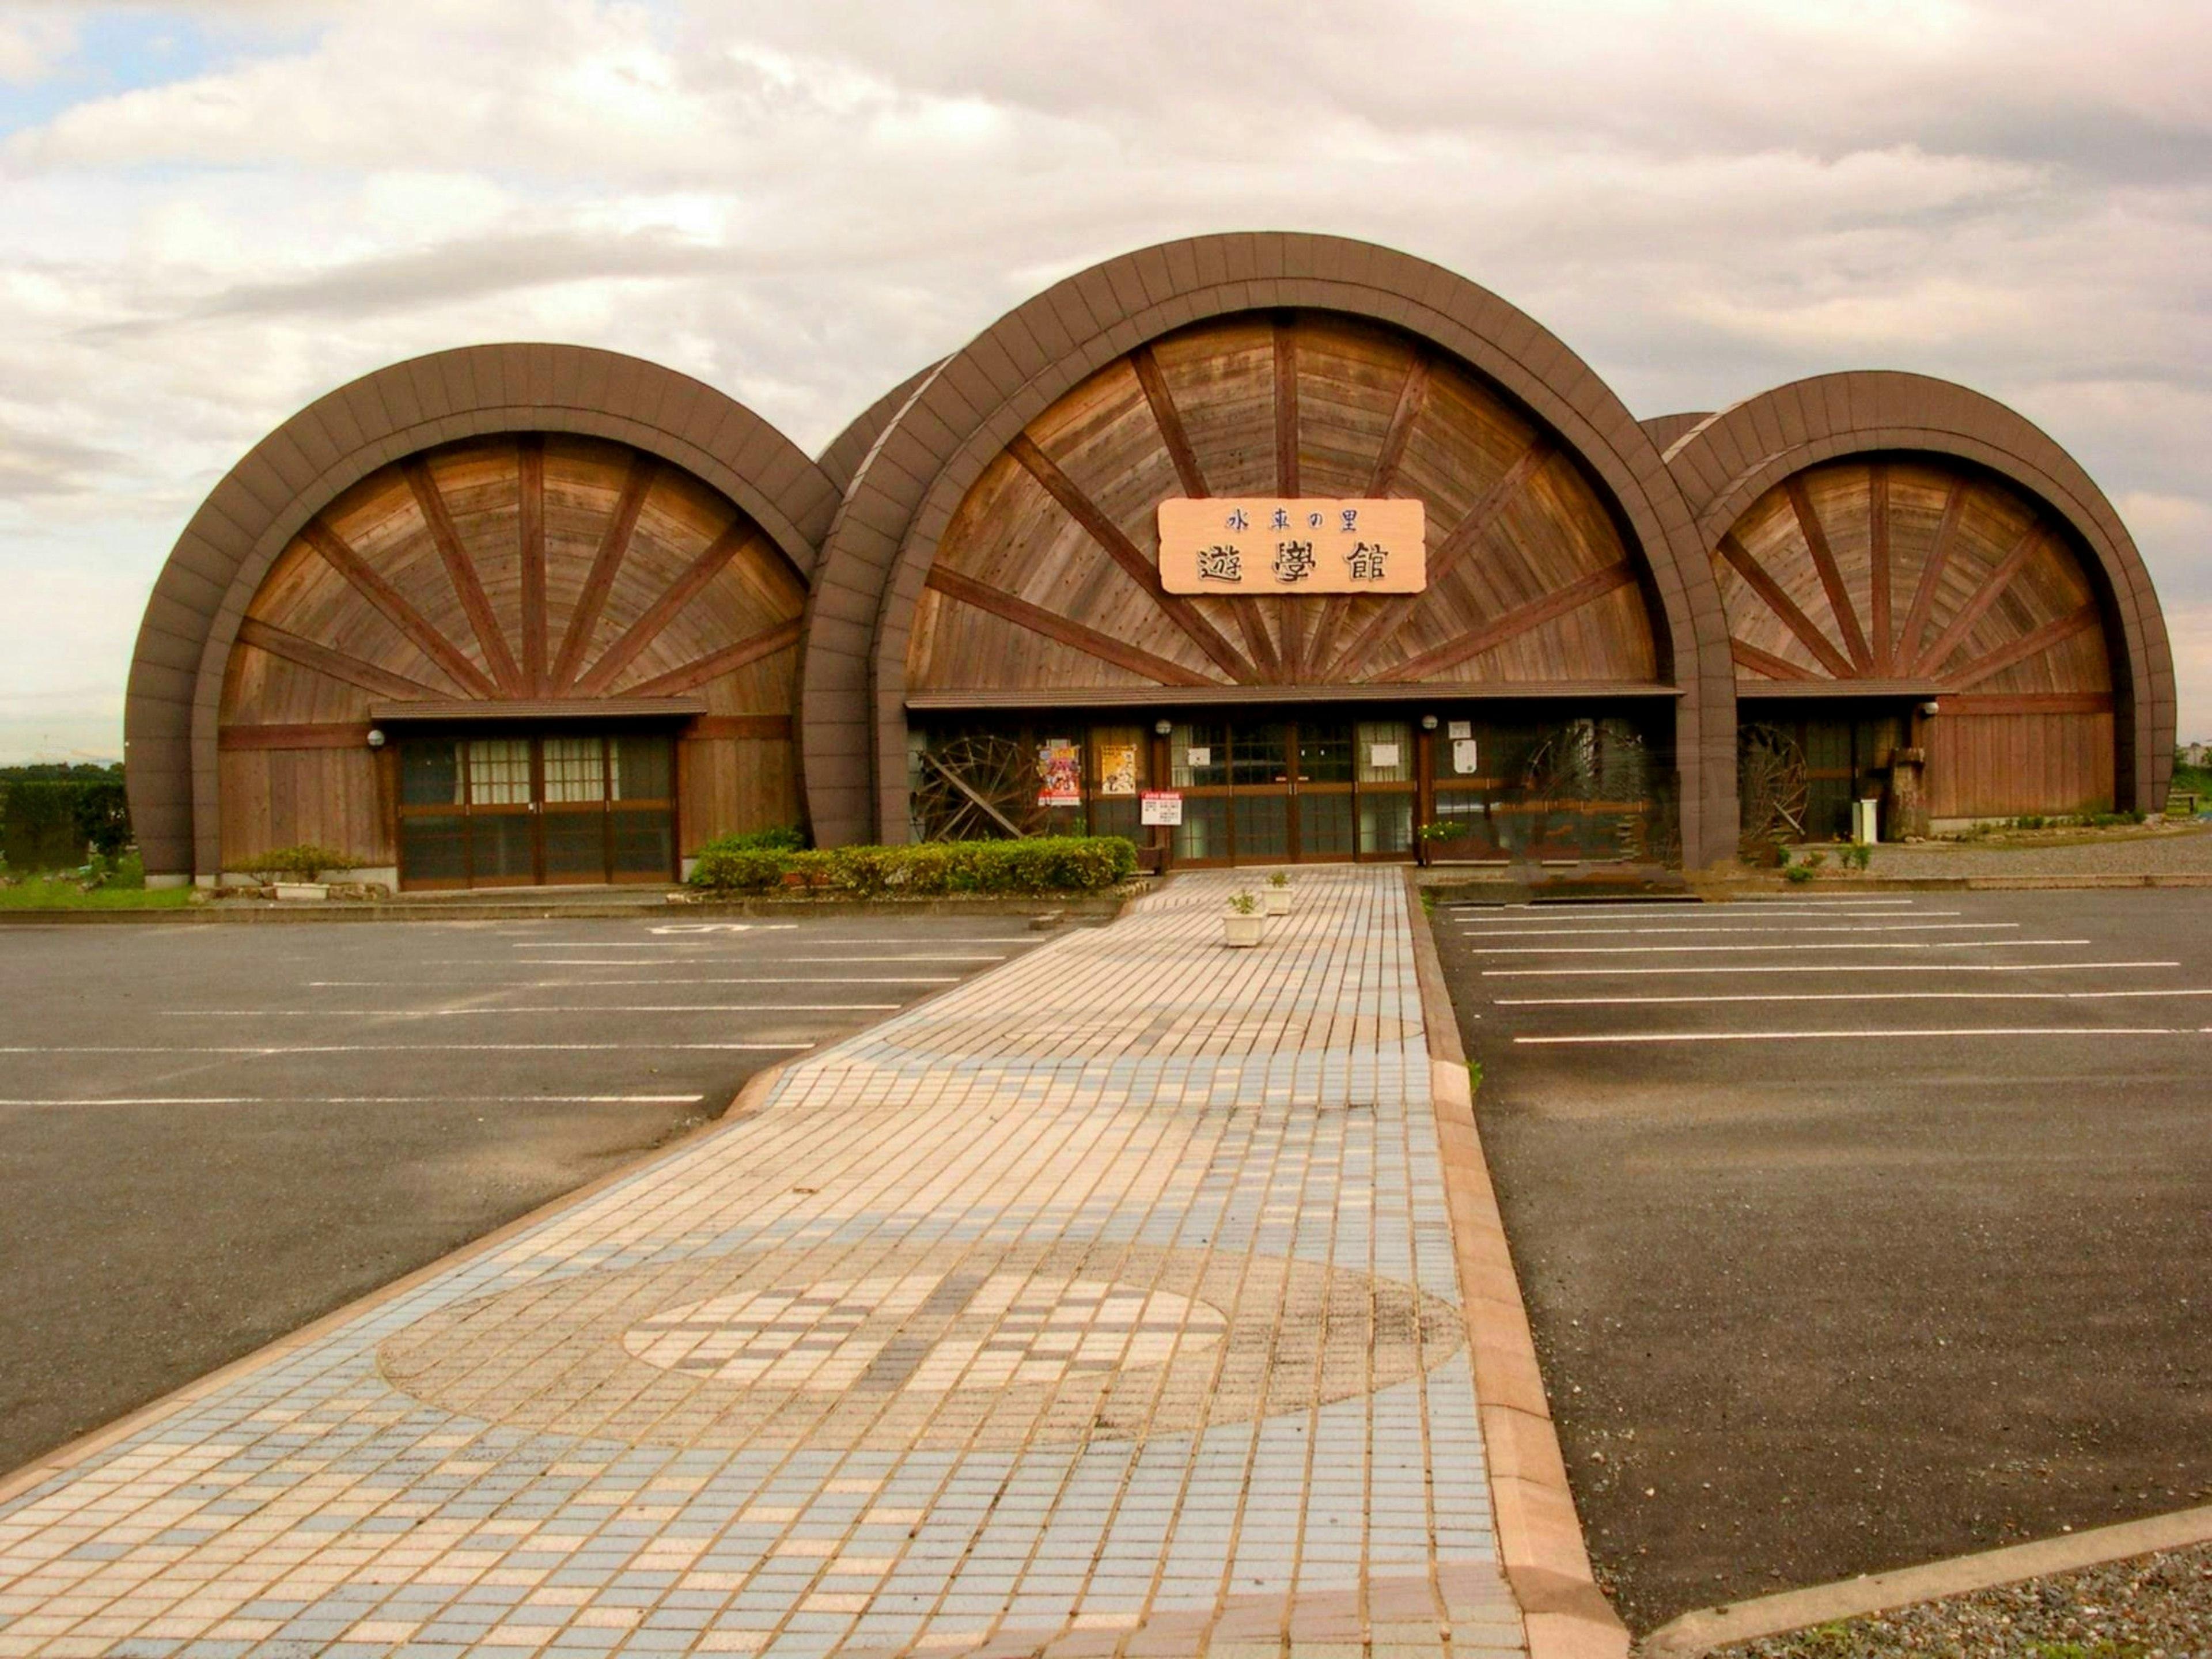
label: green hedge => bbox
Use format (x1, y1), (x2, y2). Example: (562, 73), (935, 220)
(0, 779), (130, 872)
(690, 835), (1137, 897)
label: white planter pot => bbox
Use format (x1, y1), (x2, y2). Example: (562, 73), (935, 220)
(1264, 888), (1290, 915)
(1222, 912), (1265, 948)
(272, 882), (330, 903)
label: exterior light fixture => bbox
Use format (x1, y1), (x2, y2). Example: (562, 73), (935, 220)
(1918, 700), (1940, 717)
(1154, 718), (1172, 736)
(1419, 714), (1439, 731)
(366, 728), (387, 748)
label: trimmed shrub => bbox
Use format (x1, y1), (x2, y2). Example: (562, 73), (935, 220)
(0, 782), (86, 872)
(245, 844), (359, 882)
(698, 824), (808, 854)
(687, 835), (1137, 898)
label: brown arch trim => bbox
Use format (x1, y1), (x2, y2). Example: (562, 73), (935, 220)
(816, 358), (944, 497)
(1665, 372), (2174, 812)
(798, 232), (1736, 864)
(124, 343), (838, 880)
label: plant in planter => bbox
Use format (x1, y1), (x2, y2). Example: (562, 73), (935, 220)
(1263, 870), (1291, 915)
(245, 843), (357, 901)
(1222, 890), (1265, 948)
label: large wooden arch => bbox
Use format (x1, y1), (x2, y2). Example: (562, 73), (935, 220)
(1666, 373), (2173, 813)
(800, 232), (1734, 863)
(125, 344), (836, 880)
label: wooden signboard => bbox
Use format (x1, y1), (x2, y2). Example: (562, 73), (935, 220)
(1158, 498), (1425, 595)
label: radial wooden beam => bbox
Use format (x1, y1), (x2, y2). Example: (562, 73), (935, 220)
(1321, 440), (1552, 680)
(1369, 561), (1636, 683)
(626, 618), (804, 698)
(1868, 463), (1893, 675)
(1896, 478), (1968, 668)
(518, 435), (549, 695)
(1944, 602), (2103, 691)
(236, 617), (448, 702)
(1911, 520), (2046, 678)
(1273, 316), (1302, 680)
(1308, 353), (1433, 676)
(573, 522), (756, 697)
(402, 457), (521, 695)
(1131, 345), (1279, 680)
(298, 518), (498, 698)
(1716, 531), (1858, 680)
(1006, 433), (1252, 683)
(554, 451), (657, 692)
(924, 565), (1218, 688)
(1784, 476), (1872, 673)
(1730, 638), (1819, 681)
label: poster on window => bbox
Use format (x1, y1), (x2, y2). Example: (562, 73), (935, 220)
(1037, 739), (1083, 806)
(1141, 791), (1184, 826)
(1098, 743), (1138, 797)
(1452, 738), (1480, 775)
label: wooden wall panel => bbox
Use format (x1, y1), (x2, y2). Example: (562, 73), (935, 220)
(217, 432), (805, 869)
(908, 311), (1660, 695)
(1927, 713), (2115, 818)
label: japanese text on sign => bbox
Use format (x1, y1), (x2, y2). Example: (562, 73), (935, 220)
(1158, 499), (1426, 595)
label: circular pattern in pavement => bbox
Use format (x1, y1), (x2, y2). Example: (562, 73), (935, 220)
(377, 1240), (1461, 1452)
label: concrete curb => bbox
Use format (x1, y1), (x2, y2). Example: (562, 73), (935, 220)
(0, 893), (1136, 926)
(1404, 873), (1631, 1659)
(1639, 1502), (2212, 1657)
(0, 1061), (793, 1508)
(1695, 873), (2212, 897)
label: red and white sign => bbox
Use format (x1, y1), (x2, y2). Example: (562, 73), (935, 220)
(1140, 791), (1184, 827)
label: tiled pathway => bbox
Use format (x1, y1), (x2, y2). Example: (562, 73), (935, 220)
(0, 871), (1522, 1657)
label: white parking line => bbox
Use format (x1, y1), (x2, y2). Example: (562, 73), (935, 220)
(307, 978), (962, 987)
(1482, 960), (2180, 978)
(1497, 988), (2212, 1006)
(0, 1094), (710, 1107)
(1466, 938), (2090, 956)
(1514, 1027), (2196, 1044)
(1445, 901), (1917, 914)
(507, 938), (1042, 948)
(161, 1005), (904, 1016)
(0, 1044), (817, 1054)
(1455, 921), (1997, 937)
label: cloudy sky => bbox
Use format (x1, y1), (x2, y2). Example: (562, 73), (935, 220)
(1, 0), (2207, 760)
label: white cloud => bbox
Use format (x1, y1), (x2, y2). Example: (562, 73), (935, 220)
(1, 0), (2210, 759)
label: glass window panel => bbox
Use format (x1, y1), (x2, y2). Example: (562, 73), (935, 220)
(1234, 794), (1289, 860)
(541, 811), (607, 880)
(399, 815), (467, 882)
(1172, 797), (1229, 862)
(1231, 724), (1290, 787)
(1295, 721), (1353, 783)
(467, 739), (532, 805)
(543, 737), (606, 803)
(469, 813), (535, 883)
(1171, 723), (1228, 787)
(1354, 722), (1413, 783)
(1359, 794), (1415, 855)
(1300, 792), (1353, 857)
(400, 741), (461, 806)
(611, 808), (674, 878)
(612, 734), (673, 801)
(1090, 798), (1140, 843)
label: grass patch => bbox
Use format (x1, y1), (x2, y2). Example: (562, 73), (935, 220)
(0, 878), (191, 910)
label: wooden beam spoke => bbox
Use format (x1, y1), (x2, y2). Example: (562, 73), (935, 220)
(573, 522), (755, 697)
(1897, 478), (1967, 668)
(1785, 476), (1872, 672)
(1730, 638), (1819, 681)
(626, 618), (804, 698)
(1717, 531), (1858, 680)
(236, 617), (449, 703)
(554, 452), (657, 693)
(1368, 352), (1430, 495)
(402, 457), (521, 695)
(1321, 441), (1552, 680)
(299, 518), (497, 698)
(1272, 316), (1299, 498)
(1369, 560), (1637, 684)
(1868, 463), (1893, 675)
(1943, 602), (2103, 692)
(925, 565), (1219, 687)
(1132, 346), (1207, 499)
(518, 435), (548, 695)
(1007, 433), (1253, 683)
(1911, 520), (2045, 678)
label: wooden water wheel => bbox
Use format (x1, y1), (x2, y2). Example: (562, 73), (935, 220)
(1737, 723), (1810, 859)
(912, 734), (1046, 842)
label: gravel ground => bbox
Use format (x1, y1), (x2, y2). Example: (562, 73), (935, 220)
(1865, 823), (2212, 879)
(1703, 1540), (2212, 1658)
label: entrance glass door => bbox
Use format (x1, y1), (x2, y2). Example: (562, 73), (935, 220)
(397, 731), (677, 890)
(1166, 717), (1414, 866)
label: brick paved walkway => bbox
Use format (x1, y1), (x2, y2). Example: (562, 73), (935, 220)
(0, 870), (1522, 1658)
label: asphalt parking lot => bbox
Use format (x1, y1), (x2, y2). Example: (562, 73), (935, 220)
(0, 912), (1052, 1478)
(1433, 888), (2212, 1633)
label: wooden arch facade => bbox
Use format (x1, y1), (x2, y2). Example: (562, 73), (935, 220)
(124, 345), (837, 884)
(1665, 373), (2174, 825)
(801, 232), (1738, 867)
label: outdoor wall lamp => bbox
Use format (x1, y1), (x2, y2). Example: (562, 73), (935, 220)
(366, 728), (387, 748)
(1154, 719), (1172, 736)
(1918, 700), (1940, 717)
(1419, 714), (1438, 730)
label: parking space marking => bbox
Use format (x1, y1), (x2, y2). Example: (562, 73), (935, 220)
(0, 1043), (819, 1054)
(1482, 960), (2180, 978)
(306, 977), (964, 987)
(506, 937), (1047, 948)
(1466, 938), (2090, 956)
(0, 1094), (710, 1107)
(1453, 920), (1999, 937)
(1514, 1027), (2199, 1044)
(161, 1005), (906, 1016)
(1497, 987), (2212, 1006)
